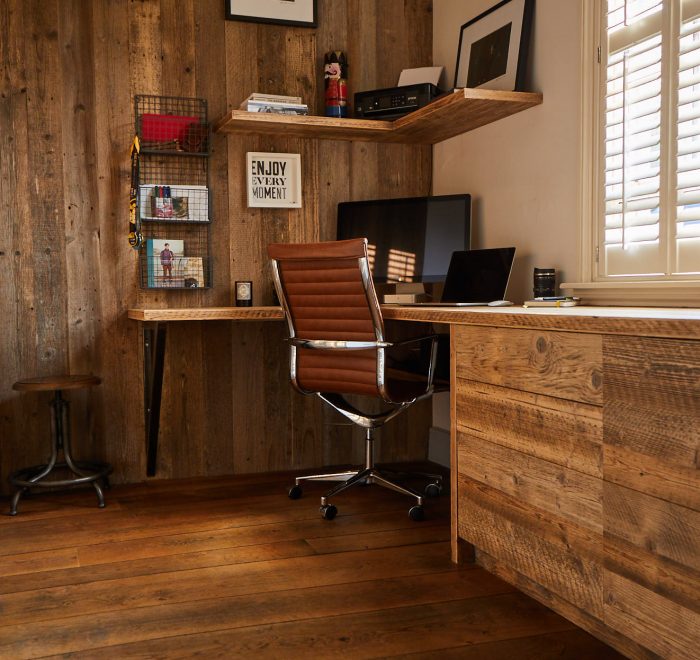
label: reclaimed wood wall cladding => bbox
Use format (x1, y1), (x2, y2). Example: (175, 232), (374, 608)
(0, 0), (433, 491)
(451, 322), (700, 659)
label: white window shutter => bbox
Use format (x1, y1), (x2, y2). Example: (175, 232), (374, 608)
(676, 10), (700, 273)
(602, 6), (665, 276)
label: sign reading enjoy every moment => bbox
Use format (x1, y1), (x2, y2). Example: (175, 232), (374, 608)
(246, 152), (302, 208)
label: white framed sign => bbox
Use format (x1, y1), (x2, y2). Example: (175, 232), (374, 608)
(246, 152), (302, 208)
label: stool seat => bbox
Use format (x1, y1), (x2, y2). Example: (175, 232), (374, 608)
(8, 374), (110, 516)
(13, 375), (101, 392)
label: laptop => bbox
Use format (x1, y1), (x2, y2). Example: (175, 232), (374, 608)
(396, 247), (516, 307)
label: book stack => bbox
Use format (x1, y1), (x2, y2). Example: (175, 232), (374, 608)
(140, 184), (209, 222)
(240, 93), (308, 116)
(523, 296), (580, 308)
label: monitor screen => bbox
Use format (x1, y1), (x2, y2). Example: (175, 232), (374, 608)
(336, 194), (471, 283)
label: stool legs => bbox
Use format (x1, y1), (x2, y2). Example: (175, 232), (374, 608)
(9, 390), (112, 516)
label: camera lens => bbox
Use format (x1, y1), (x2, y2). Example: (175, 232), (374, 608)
(533, 268), (556, 297)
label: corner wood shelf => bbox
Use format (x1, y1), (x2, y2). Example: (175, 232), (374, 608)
(214, 89), (543, 144)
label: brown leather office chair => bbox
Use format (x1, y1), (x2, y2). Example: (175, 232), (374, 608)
(268, 238), (443, 521)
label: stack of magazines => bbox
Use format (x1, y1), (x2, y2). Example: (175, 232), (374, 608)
(523, 296), (580, 308)
(240, 93), (308, 115)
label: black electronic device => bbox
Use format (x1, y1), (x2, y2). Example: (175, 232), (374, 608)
(396, 248), (516, 307)
(337, 194), (471, 284)
(354, 83), (443, 120)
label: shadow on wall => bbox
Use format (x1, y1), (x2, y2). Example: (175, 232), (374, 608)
(0, 390), (47, 497)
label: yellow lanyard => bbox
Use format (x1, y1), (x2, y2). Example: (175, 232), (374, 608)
(128, 135), (142, 249)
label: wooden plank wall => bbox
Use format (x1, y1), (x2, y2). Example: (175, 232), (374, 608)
(0, 0), (433, 492)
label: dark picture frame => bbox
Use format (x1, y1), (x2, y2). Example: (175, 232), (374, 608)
(454, 0), (534, 92)
(225, 0), (317, 28)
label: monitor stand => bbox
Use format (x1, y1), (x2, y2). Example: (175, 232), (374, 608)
(383, 281), (428, 304)
(395, 282), (425, 294)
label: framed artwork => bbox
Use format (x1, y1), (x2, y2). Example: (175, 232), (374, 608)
(454, 0), (534, 92)
(247, 152), (302, 208)
(225, 0), (317, 28)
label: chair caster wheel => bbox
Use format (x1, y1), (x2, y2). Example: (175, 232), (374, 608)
(320, 504), (337, 520)
(288, 484), (302, 500)
(425, 482), (442, 498)
(409, 505), (425, 521)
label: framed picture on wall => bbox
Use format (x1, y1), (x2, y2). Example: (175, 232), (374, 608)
(225, 0), (317, 28)
(454, 0), (534, 92)
(247, 152), (302, 208)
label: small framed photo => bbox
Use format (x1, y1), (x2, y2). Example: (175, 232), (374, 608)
(454, 0), (534, 92)
(247, 152), (302, 208)
(225, 0), (317, 28)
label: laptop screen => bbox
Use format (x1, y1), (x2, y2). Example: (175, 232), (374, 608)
(441, 248), (516, 303)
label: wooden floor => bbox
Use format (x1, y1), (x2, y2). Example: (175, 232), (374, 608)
(0, 472), (625, 659)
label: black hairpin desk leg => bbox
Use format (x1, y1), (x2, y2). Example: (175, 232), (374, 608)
(143, 322), (167, 477)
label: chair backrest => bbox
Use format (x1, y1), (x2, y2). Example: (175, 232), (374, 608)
(267, 238), (385, 397)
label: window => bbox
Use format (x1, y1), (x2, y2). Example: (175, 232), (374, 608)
(574, 0), (700, 303)
(603, 0), (665, 277)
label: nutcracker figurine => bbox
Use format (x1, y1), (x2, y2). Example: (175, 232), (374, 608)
(324, 51), (348, 117)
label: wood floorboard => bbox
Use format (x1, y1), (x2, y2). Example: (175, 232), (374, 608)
(0, 472), (625, 659)
(392, 629), (628, 659)
(0, 499), (446, 582)
(0, 572), (509, 658)
(44, 595), (571, 659)
(0, 543), (459, 626)
(0, 486), (415, 557)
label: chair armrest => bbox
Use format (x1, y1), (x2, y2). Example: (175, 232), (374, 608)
(387, 335), (440, 350)
(290, 338), (391, 350)
(385, 334), (439, 396)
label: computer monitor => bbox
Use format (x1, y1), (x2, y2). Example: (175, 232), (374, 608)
(337, 194), (471, 283)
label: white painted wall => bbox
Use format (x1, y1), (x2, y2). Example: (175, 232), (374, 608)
(432, 0), (583, 303)
(430, 0), (584, 435)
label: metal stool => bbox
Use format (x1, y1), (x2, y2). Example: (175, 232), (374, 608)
(9, 375), (112, 516)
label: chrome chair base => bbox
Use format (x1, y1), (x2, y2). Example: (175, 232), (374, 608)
(288, 424), (443, 521)
(320, 466), (425, 507)
(294, 469), (360, 485)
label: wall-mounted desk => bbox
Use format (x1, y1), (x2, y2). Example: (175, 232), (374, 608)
(127, 307), (284, 475)
(128, 303), (699, 657)
(128, 307), (286, 322)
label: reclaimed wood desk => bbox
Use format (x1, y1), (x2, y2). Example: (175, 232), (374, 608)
(387, 304), (700, 659)
(129, 303), (700, 657)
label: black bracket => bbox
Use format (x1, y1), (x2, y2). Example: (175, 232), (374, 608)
(143, 322), (167, 477)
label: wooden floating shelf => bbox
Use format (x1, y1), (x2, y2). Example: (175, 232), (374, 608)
(215, 112), (395, 142)
(215, 89), (543, 144)
(393, 88), (543, 143)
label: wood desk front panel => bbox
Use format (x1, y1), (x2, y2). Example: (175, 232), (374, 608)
(601, 335), (700, 658)
(449, 316), (700, 660)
